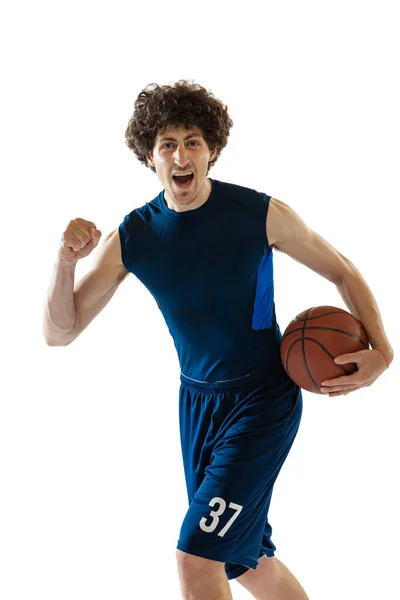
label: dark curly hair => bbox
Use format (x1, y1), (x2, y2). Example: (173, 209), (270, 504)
(125, 80), (234, 174)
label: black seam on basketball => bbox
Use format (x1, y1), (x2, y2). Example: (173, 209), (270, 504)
(285, 337), (298, 382)
(303, 338), (354, 373)
(285, 322), (307, 380)
(287, 336), (319, 391)
(302, 309), (316, 388)
(293, 310), (346, 321)
(304, 338), (354, 374)
(285, 337), (354, 391)
(281, 326), (368, 348)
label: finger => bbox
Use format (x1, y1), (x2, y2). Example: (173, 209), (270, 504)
(321, 380), (359, 389)
(321, 384), (358, 393)
(90, 228), (102, 240)
(320, 375), (360, 387)
(63, 231), (89, 250)
(68, 224), (92, 247)
(334, 353), (360, 365)
(328, 387), (359, 397)
(75, 218), (97, 229)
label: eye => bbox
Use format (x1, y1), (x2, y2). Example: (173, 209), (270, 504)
(161, 140), (200, 150)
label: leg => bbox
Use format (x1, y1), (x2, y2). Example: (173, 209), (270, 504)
(235, 555), (309, 600)
(176, 549), (232, 600)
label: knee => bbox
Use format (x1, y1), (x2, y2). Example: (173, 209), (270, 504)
(176, 549), (226, 595)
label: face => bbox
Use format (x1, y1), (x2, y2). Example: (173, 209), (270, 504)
(146, 125), (217, 210)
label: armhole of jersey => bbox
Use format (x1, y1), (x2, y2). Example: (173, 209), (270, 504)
(118, 213), (133, 273)
(251, 192), (274, 330)
(262, 193), (272, 248)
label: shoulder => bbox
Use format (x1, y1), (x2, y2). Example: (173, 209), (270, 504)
(217, 178), (268, 200)
(266, 197), (309, 248)
(266, 197), (301, 248)
(217, 180), (271, 217)
(120, 188), (165, 228)
(267, 197), (292, 222)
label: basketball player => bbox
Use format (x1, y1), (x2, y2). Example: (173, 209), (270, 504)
(43, 80), (393, 600)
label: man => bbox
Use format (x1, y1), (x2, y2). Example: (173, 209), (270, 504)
(44, 80), (393, 600)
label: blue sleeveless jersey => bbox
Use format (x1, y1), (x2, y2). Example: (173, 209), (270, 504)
(118, 178), (284, 382)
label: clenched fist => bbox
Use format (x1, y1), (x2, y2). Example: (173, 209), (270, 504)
(59, 218), (102, 265)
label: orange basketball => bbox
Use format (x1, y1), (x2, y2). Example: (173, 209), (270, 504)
(280, 306), (369, 393)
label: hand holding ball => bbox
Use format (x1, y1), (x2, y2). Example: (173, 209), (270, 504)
(280, 306), (369, 393)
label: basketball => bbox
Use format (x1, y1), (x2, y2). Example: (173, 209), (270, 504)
(280, 306), (369, 393)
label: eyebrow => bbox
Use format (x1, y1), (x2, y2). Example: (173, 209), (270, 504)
(158, 133), (203, 142)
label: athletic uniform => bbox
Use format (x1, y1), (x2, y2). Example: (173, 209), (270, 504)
(118, 178), (303, 580)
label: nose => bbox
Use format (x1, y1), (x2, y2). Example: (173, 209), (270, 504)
(173, 144), (191, 168)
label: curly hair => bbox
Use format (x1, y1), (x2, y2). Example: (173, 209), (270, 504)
(125, 80), (234, 174)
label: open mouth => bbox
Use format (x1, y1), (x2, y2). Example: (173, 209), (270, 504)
(172, 173), (194, 189)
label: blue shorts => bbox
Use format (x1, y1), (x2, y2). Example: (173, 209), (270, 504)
(176, 366), (303, 580)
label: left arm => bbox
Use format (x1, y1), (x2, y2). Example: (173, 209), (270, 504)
(267, 197), (394, 396)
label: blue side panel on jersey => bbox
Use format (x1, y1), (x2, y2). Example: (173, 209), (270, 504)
(252, 249), (274, 330)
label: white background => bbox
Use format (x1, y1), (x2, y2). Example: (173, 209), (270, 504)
(1, 1), (398, 598)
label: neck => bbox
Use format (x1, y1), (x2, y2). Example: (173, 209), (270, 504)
(165, 178), (212, 213)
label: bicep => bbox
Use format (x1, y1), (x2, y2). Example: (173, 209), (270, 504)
(72, 229), (129, 339)
(267, 197), (353, 283)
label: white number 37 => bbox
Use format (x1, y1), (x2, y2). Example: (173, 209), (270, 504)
(199, 496), (243, 538)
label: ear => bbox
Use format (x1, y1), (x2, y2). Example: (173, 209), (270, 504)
(146, 154), (155, 168)
(209, 147), (218, 162)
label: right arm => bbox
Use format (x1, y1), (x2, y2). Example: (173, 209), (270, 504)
(43, 227), (129, 346)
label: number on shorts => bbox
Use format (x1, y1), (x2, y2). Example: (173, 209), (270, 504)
(199, 497), (243, 538)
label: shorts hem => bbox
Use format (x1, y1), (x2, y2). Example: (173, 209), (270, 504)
(226, 551), (276, 580)
(176, 543), (258, 571)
